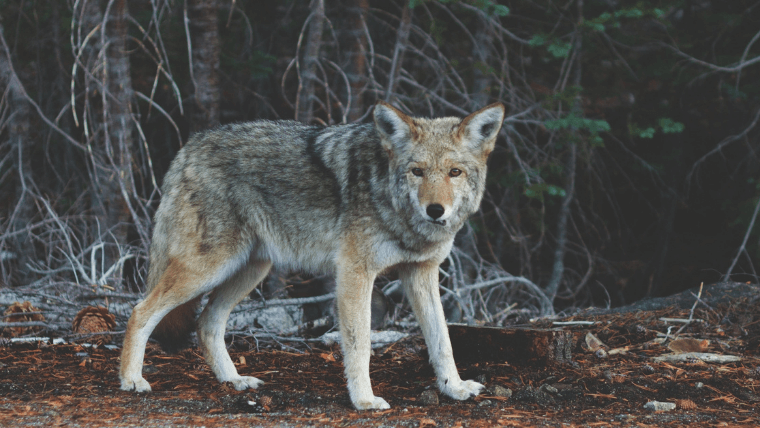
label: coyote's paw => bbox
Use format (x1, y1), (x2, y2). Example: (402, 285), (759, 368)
(120, 376), (152, 393)
(352, 395), (391, 411)
(441, 379), (484, 401)
(228, 376), (264, 391)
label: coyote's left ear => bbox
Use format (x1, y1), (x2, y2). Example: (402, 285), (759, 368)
(374, 101), (415, 156)
(458, 103), (505, 158)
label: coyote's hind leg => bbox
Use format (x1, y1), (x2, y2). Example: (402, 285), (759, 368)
(120, 294), (173, 392)
(197, 257), (272, 390)
(120, 252), (249, 393)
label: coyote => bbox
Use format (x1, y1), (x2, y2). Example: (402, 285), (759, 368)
(119, 101), (505, 410)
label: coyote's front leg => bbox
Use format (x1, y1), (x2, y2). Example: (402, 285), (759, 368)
(335, 251), (389, 410)
(401, 261), (485, 400)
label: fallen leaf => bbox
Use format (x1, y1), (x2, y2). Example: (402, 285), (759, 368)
(319, 353), (336, 362)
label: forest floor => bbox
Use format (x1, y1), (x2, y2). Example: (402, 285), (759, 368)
(1, 290), (759, 427)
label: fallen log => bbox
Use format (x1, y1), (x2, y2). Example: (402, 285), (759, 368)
(448, 324), (574, 365)
(585, 282), (759, 315)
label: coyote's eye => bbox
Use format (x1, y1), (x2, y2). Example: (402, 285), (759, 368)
(449, 168), (462, 177)
(411, 168), (424, 177)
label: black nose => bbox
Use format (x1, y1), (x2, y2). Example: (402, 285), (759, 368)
(426, 204), (445, 220)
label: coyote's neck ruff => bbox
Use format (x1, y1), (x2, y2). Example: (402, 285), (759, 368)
(120, 101), (505, 411)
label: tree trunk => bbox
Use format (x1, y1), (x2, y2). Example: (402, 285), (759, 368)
(188, 0), (221, 132)
(104, 0), (134, 248)
(545, 0), (583, 306)
(385, 4), (413, 103)
(0, 25), (34, 286)
(79, 0), (135, 274)
(545, 142), (577, 303)
(344, 0), (369, 122)
(471, 15), (494, 109)
(296, 0), (325, 123)
(78, 0), (106, 243)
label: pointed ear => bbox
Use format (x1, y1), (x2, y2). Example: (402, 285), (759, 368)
(374, 101), (415, 155)
(458, 103), (505, 157)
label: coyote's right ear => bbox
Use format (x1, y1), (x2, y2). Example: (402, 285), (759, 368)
(374, 101), (414, 156)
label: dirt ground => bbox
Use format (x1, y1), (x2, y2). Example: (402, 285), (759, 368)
(1, 301), (759, 427)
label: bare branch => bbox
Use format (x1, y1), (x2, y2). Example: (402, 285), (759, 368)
(723, 195), (760, 281)
(663, 42), (760, 73)
(385, 3), (412, 102)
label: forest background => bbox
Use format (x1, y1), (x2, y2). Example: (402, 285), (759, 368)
(0, 0), (759, 327)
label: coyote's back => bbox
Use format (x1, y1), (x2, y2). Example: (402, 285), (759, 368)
(120, 101), (506, 411)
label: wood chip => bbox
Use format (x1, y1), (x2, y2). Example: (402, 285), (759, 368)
(585, 332), (606, 352)
(608, 346), (630, 355)
(667, 338), (709, 354)
(644, 400), (676, 411)
(419, 417), (437, 427)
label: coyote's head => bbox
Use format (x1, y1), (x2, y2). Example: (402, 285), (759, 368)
(374, 101), (505, 240)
